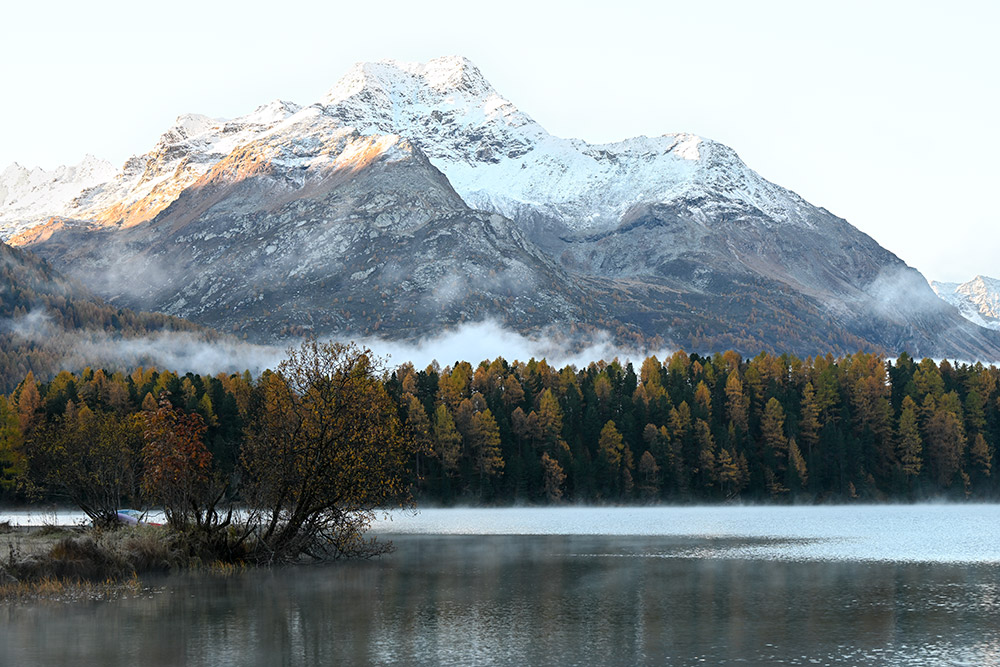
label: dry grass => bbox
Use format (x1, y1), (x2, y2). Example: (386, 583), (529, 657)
(0, 574), (143, 603)
(0, 520), (265, 605)
(200, 560), (248, 577)
(96, 524), (184, 574)
(0, 523), (254, 603)
(1, 524), (184, 585)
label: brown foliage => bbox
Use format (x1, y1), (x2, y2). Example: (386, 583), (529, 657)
(142, 395), (214, 529)
(241, 341), (413, 563)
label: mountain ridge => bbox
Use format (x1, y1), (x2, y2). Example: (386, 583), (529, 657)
(3, 56), (999, 361)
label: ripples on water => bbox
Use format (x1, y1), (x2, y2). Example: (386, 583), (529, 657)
(1, 505), (999, 666)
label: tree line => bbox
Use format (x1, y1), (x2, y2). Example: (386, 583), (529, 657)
(1, 342), (414, 563)
(390, 350), (997, 502)
(1, 349), (998, 520)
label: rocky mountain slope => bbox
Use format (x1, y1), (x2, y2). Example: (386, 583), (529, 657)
(4, 56), (999, 360)
(19, 116), (592, 340)
(931, 276), (1000, 331)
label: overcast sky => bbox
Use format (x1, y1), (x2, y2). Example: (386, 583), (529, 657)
(1, 0), (996, 282)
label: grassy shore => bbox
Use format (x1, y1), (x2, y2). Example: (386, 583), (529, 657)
(0, 521), (209, 601)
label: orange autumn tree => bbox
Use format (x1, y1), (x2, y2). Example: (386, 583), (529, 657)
(142, 394), (216, 530)
(0, 395), (26, 498)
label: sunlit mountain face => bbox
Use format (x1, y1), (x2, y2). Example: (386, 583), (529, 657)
(3, 56), (999, 360)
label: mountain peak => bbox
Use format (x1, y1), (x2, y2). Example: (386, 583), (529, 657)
(0, 156), (115, 232)
(931, 275), (1000, 331)
(243, 99), (302, 125)
(323, 56), (495, 106)
(2, 162), (24, 176)
(415, 55), (491, 93)
(156, 113), (221, 147)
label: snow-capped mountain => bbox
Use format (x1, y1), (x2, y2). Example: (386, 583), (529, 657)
(320, 57), (811, 239)
(1, 57), (814, 243)
(23, 118), (591, 340)
(0, 155), (116, 237)
(5, 56), (1000, 359)
(931, 276), (1000, 331)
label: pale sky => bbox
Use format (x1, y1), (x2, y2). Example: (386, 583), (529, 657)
(1, 0), (996, 282)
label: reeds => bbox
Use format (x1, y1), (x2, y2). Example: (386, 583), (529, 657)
(0, 574), (142, 602)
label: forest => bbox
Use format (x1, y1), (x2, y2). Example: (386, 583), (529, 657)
(1, 347), (997, 514)
(0, 240), (207, 395)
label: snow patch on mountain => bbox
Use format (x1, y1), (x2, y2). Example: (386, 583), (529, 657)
(0, 101), (304, 240)
(320, 56), (814, 233)
(931, 276), (1000, 331)
(75, 100), (304, 228)
(0, 155), (116, 236)
(2, 55), (816, 241)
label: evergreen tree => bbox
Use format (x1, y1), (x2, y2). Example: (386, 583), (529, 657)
(432, 404), (462, 475)
(896, 396), (923, 481)
(637, 450), (660, 499)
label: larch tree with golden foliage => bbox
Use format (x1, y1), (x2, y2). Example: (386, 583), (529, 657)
(540, 452), (566, 502)
(598, 419), (627, 496)
(432, 404), (462, 475)
(896, 396), (923, 482)
(761, 397), (789, 496)
(471, 408), (505, 489)
(0, 396), (26, 496)
(725, 372), (749, 434)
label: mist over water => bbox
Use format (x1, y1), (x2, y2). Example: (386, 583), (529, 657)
(373, 504), (1000, 564)
(2, 506), (999, 666)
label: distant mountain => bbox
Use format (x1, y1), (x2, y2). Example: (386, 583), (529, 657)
(4, 56), (1000, 360)
(0, 155), (116, 238)
(931, 276), (1000, 331)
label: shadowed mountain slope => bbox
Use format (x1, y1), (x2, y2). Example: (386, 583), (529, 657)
(7, 57), (1000, 360)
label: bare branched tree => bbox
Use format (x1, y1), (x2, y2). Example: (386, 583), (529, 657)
(240, 340), (414, 563)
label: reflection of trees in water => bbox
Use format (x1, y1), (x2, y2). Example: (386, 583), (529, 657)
(3, 536), (1000, 665)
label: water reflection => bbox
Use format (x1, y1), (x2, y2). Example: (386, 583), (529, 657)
(2, 534), (999, 665)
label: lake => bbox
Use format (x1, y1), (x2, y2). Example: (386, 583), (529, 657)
(2, 505), (999, 665)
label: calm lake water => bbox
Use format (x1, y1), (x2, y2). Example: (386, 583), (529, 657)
(2, 505), (999, 665)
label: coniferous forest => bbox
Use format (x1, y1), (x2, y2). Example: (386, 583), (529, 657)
(2, 348), (998, 507)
